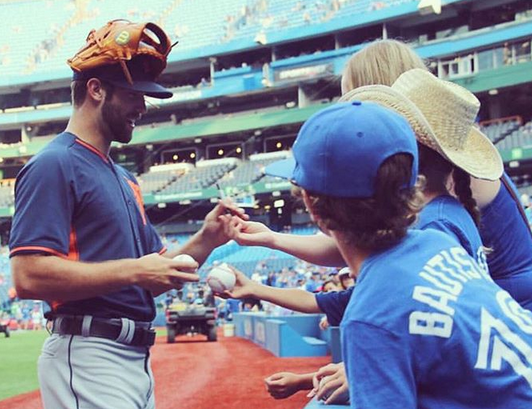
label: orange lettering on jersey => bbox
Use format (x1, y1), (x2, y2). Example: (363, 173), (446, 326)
(125, 178), (147, 225)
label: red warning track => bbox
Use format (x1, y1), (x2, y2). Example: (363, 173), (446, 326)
(0, 333), (330, 409)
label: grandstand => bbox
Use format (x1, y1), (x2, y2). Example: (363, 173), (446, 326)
(1, 0), (532, 262)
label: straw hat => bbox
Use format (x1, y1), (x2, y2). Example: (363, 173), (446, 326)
(339, 69), (503, 181)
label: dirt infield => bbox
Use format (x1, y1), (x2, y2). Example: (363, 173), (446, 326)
(0, 332), (330, 409)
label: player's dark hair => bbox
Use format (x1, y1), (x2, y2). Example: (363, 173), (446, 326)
(71, 80), (88, 107)
(305, 153), (423, 251)
(71, 79), (115, 108)
(418, 144), (480, 227)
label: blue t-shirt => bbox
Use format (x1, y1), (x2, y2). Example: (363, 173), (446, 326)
(342, 229), (532, 409)
(416, 195), (487, 272)
(9, 132), (164, 321)
(480, 174), (532, 310)
(316, 195), (487, 323)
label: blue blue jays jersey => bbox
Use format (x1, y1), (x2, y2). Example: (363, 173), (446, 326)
(480, 174), (532, 311)
(342, 230), (532, 409)
(416, 195), (488, 274)
(9, 132), (165, 321)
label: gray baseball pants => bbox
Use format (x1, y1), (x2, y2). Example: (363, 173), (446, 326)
(38, 333), (155, 409)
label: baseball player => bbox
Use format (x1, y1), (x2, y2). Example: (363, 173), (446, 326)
(9, 20), (247, 409)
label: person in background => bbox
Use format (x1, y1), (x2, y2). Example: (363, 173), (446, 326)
(337, 267), (354, 290)
(321, 279), (339, 293)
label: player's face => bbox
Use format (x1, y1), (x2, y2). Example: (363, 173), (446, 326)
(101, 87), (146, 144)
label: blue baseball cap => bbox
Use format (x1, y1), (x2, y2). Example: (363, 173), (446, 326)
(265, 101), (418, 198)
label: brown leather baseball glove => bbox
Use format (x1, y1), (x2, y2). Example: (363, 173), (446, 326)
(67, 19), (172, 84)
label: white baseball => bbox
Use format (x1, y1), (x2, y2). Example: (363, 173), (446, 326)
(207, 263), (236, 293)
(173, 254), (196, 263)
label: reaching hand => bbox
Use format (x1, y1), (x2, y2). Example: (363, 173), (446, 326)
(222, 266), (257, 299)
(201, 199), (249, 248)
(264, 372), (310, 399)
(308, 362), (349, 405)
(135, 253), (199, 294)
(319, 316), (330, 331)
(219, 215), (275, 247)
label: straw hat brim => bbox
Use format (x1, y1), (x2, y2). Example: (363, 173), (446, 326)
(441, 127), (503, 181)
(340, 86), (503, 181)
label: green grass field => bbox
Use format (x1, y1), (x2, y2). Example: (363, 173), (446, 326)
(0, 328), (168, 401)
(0, 330), (48, 401)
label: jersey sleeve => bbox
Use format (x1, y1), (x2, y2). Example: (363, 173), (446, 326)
(343, 321), (417, 409)
(9, 150), (75, 257)
(315, 287), (353, 326)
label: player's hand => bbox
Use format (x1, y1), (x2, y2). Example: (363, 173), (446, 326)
(134, 253), (199, 294)
(308, 362), (349, 405)
(221, 266), (256, 299)
(201, 198), (249, 248)
(264, 372), (307, 399)
(219, 215), (275, 247)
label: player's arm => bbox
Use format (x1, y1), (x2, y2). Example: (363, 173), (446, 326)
(220, 215), (344, 266)
(11, 253), (199, 302)
(225, 268), (320, 313)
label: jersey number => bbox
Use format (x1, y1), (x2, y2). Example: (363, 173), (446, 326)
(475, 307), (532, 388)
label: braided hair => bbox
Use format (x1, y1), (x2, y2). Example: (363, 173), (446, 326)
(453, 167), (481, 227)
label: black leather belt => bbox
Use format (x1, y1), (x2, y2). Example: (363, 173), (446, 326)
(51, 316), (156, 347)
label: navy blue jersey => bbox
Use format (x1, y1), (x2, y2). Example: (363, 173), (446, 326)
(315, 287), (353, 326)
(342, 230), (532, 409)
(480, 174), (532, 311)
(10, 132), (165, 321)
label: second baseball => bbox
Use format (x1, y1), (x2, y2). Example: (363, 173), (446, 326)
(207, 263), (236, 293)
(173, 254), (196, 263)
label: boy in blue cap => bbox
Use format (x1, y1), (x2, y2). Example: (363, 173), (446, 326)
(227, 101), (532, 408)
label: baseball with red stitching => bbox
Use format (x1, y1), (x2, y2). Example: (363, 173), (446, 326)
(207, 263), (236, 293)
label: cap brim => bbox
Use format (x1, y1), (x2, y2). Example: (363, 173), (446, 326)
(105, 79), (173, 99)
(264, 157), (296, 181)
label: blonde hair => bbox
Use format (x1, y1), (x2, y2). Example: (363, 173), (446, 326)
(341, 39), (427, 94)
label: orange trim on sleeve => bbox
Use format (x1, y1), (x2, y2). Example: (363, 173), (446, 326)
(10, 246), (67, 258)
(159, 246), (167, 255)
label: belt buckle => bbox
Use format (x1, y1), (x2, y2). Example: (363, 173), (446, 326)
(134, 327), (156, 347)
(146, 329), (156, 346)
